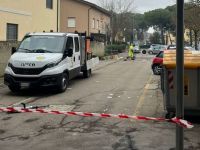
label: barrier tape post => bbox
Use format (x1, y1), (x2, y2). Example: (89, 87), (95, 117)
(0, 107), (194, 129)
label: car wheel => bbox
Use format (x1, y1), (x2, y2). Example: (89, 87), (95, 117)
(152, 64), (161, 75)
(57, 73), (68, 93)
(8, 85), (21, 93)
(142, 50), (146, 54)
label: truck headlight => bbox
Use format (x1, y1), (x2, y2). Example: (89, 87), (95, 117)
(46, 62), (58, 68)
(46, 59), (62, 68)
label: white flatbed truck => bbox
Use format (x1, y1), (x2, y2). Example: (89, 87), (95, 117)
(4, 32), (99, 92)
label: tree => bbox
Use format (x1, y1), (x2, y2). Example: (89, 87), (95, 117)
(98, 0), (135, 43)
(98, 0), (135, 13)
(149, 32), (161, 44)
(133, 13), (148, 42)
(190, 0), (200, 5)
(144, 9), (173, 45)
(185, 3), (200, 49)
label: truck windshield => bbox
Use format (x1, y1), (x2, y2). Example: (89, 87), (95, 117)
(18, 36), (65, 53)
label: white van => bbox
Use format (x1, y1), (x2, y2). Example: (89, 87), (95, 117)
(4, 32), (99, 92)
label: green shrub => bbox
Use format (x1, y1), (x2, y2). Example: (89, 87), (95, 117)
(105, 44), (127, 55)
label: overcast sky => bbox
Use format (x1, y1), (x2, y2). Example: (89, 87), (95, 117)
(85, 0), (177, 13)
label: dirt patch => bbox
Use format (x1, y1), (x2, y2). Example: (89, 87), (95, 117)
(0, 129), (6, 134)
(24, 118), (39, 123)
(2, 116), (12, 121)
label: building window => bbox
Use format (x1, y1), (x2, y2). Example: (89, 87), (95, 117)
(97, 20), (99, 29)
(68, 17), (76, 28)
(92, 18), (95, 29)
(46, 0), (53, 9)
(7, 23), (18, 41)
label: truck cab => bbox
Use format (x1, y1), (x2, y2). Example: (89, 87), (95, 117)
(4, 32), (98, 93)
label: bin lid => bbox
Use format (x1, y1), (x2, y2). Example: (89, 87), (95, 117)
(163, 50), (200, 69)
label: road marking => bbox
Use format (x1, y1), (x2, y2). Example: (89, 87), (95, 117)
(8, 97), (38, 107)
(133, 75), (153, 116)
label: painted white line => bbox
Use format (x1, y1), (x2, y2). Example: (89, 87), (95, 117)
(133, 75), (153, 116)
(9, 97), (37, 107)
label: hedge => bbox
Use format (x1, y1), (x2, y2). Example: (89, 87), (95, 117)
(105, 44), (127, 55)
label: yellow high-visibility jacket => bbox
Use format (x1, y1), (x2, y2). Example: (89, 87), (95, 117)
(128, 45), (134, 58)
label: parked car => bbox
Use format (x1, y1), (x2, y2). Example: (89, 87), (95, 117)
(134, 45), (140, 53)
(166, 44), (176, 50)
(148, 44), (167, 55)
(166, 44), (195, 50)
(151, 50), (164, 75)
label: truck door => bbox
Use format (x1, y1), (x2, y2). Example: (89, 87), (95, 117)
(65, 36), (74, 69)
(74, 36), (81, 69)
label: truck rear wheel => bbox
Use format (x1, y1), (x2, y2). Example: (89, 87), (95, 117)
(9, 85), (21, 93)
(57, 73), (68, 93)
(83, 69), (92, 78)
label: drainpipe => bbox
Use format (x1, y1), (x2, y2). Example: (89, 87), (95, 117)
(57, 0), (59, 32)
(88, 7), (92, 36)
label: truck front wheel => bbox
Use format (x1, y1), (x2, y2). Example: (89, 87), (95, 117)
(57, 73), (68, 93)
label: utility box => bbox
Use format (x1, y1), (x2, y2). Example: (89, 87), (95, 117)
(162, 50), (200, 116)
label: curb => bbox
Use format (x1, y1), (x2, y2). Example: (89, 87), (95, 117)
(100, 54), (120, 61)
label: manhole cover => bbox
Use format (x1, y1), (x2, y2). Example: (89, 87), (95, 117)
(145, 84), (158, 90)
(45, 105), (75, 112)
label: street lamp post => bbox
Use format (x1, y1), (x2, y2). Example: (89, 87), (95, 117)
(176, 0), (184, 149)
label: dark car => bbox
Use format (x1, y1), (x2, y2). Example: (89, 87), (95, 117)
(151, 51), (163, 75)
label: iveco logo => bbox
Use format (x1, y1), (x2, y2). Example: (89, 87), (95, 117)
(21, 63), (36, 67)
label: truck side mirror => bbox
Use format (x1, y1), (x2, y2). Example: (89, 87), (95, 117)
(64, 48), (73, 57)
(11, 47), (17, 54)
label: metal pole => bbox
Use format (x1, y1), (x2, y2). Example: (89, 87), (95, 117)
(176, 0), (184, 150)
(57, 0), (59, 32)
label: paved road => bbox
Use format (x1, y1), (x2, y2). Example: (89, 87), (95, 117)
(0, 54), (199, 150)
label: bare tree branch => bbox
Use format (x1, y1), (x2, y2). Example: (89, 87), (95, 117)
(98, 0), (135, 13)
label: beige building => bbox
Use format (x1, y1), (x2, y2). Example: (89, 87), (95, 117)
(0, 0), (110, 42)
(59, 0), (111, 56)
(0, 0), (58, 41)
(165, 29), (191, 45)
(60, 0), (110, 39)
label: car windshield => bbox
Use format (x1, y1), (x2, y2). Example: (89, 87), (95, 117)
(156, 51), (164, 58)
(18, 36), (65, 53)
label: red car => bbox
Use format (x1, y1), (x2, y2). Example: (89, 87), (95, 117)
(151, 51), (163, 75)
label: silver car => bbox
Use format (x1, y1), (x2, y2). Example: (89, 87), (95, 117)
(148, 44), (167, 55)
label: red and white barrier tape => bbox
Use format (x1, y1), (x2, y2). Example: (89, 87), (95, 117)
(0, 107), (194, 129)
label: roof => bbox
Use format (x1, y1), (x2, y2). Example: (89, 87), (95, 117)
(74, 0), (111, 16)
(28, 32), (78, 36)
